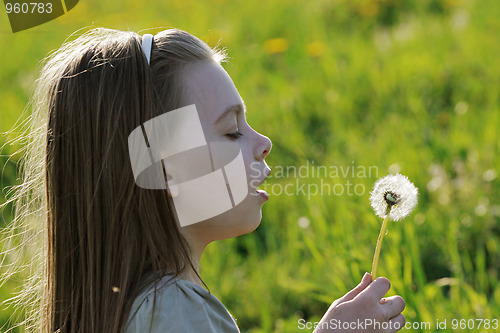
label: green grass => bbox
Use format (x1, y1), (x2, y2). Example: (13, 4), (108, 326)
(1, 0), (499, 332)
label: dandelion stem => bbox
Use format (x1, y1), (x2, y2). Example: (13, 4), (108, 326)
(371, 210), (391, 280)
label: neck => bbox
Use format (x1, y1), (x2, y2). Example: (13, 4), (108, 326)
(178, 231), (208, 287)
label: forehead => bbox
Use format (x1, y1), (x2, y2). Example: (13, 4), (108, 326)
(180, 60), (243, 124)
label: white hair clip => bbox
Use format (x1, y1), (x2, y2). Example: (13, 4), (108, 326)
(141, 34), (154, 65)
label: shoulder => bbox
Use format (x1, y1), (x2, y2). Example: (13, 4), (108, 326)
(124, 275), (240, 333)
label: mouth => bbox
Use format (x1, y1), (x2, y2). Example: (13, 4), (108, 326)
(254, 168), (271, 199)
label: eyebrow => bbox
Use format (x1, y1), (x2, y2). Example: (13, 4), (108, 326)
(213, 103), (247, 125)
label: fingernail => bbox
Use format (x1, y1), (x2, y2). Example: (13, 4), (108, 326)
(362, 272), (369, 280)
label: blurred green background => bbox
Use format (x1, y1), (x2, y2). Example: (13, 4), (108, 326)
(1, 0), (499, 332)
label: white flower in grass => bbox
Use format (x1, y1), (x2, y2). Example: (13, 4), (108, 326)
(370, 173), (418, 221)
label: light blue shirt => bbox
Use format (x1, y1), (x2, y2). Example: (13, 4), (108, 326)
(124, 274), (241, 333)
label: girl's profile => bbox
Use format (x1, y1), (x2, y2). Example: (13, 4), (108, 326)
(1, 28), (405, 332)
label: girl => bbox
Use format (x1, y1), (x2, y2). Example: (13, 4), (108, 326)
(1, 28), (406, 332)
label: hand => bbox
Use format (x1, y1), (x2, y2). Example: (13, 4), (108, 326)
(313, 273), (406, 332)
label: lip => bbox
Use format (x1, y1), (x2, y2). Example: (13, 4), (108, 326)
(254, 167), (271, 201)
(256, 189), (269, 201)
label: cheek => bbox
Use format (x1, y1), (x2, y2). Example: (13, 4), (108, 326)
(240, 143), (256, 183)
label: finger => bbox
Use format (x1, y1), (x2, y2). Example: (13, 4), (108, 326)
(358, 276), (391, 302)
(337, 272), (372, 303)
(388, 313), (406, 332)
(380, 295), (406, 320)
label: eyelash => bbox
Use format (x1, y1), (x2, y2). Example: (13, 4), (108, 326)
(226, 131), (243, 140)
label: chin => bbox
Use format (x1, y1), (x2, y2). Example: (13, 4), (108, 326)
(183, 192), (266, 242)
(238, 192), (266, 228)
(236, 210), (262, 235)
(220, 198), (264, 238)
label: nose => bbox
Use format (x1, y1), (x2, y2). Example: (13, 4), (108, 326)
(254, 131), (272, 161)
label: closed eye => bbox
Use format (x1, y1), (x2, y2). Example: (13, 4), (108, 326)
(226, 131), (243, 140)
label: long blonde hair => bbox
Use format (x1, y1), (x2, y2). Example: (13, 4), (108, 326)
(1, 27), (226, 332)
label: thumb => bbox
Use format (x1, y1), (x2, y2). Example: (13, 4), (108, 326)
(337, 272), (372, 304)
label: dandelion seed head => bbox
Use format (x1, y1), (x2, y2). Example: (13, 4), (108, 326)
(475, 204), (487, 216)
(483, 169), (497, 182)
(370, 173), (418, 221)
(298, 216), (310, 229)
(388, 163), (401, 174)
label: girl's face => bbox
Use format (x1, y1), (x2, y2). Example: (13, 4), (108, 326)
(177, 60), (272, 242)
